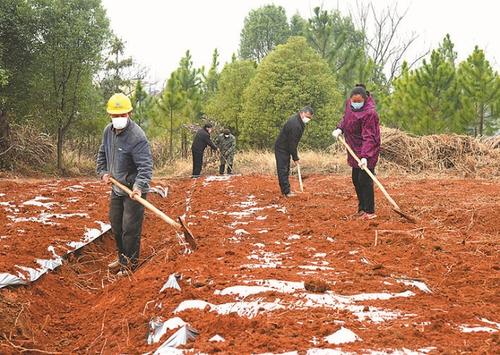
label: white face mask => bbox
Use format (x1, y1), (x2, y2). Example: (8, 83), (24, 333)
(111, 116), (128, 130)
(302, 116), (311, 124)
(224, 134), (229, 138)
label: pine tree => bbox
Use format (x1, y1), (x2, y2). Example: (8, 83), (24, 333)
(157, 72), (185, 158)
(384, 35), (468, 135)
(458, 46), (500, 136)
(305, 7), (371, 95)
(201, 49), (220, 103)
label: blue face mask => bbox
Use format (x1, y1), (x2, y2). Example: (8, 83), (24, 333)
(351, 101), (364, 110)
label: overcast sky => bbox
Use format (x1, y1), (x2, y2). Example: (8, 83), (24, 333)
(101, 0), (499, 90)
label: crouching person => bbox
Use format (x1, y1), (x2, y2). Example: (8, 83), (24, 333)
(96, 93), (153, 277)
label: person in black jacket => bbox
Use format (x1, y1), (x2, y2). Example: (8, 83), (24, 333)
(191, 123), (218, 177)
(274, 106), (314, 197)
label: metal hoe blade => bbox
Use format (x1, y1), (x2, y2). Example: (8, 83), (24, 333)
(178, 217), (197, 250)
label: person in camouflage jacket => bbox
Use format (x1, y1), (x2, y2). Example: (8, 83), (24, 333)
(215, 128), (236, 174)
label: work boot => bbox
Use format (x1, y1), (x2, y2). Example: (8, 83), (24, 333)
(116, 268), (132, 278)
(108, 259), (121, 273)
(360, 213), (377, 220)
(351, 210), (365, 218)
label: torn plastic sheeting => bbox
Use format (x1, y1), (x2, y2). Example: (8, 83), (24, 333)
(148, 317), (186, 344)
(22, 196), (57, 208)
(209, 334), (225, 342)
(153, 324), (199, 353)
(160, 273), (181, 292)
(215, 279), (305, 297)
(479, 317), (500, 329)
(0, 221), (110, 289)
(8, 212), (89, 225)
(298, 292), (413, 323)
(0, 273), (27, 287)
(395, 278), (432, 294)
(66, 222), (111, 249)
(459, 325), (497, 333)
(307, 350), (354, 355)
(367, 347), (437, 354)
(325, 327), (361, 345)
(64, 185), (85, 192)
(174, 299), (284, 319)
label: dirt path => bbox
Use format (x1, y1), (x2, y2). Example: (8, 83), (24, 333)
(0, 175), (499, 353)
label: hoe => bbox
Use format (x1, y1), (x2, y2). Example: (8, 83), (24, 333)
(109, 177), (197, 250)
(338, 136), (417, 223)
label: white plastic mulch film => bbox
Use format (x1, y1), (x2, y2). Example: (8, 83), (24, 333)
(0, 185), (111, 289)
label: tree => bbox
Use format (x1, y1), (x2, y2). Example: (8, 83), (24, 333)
(131, 79), (156, 129)
(290, 13), (307, 36)
(241, 36), (342, 149)
(239, 5), (290, 62)
(383, 36), (466, 135)
(100, 35), (134, 98)
(355, 3), (428, 88)
(157, 72), (185, 158)
(205, 60), (257, 136)
(32, 0), (110, 170)
(305, 7), (369, 95)
(176, 50), (204, 156)
(0, 0), (39, 122)
(458, 46), (500, 135)
(201, 48), (220, 103)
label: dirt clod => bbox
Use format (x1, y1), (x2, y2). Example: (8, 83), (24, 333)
(304, 278), (329, 293)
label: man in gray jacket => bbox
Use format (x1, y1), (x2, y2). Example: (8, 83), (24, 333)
(97, 93), (153, 277)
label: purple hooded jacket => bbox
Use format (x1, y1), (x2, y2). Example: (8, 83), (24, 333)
(337, 96), (381, 169)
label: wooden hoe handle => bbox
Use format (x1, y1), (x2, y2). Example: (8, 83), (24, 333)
(297, 163), (304, 192)
(338, 136), (400, 211)
(109, 177), (181, 231)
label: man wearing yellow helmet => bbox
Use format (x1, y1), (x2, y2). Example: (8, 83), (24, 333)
(97, 93), (153, 277)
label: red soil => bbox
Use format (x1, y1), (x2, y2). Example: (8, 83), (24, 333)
(0, 175), (499, 354)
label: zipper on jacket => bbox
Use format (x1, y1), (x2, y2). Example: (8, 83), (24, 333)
(110, 131), (116, 175)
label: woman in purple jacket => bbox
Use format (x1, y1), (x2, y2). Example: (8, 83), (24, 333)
(332, 85), (381, 220)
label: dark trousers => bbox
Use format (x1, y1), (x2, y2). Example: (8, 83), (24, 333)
(192, 150), (203, 177)
(219, 153), (234, 174)
(275, 149), (291, 195)
(109, 191), (146, 270)
(352, 167), (375, 213)
(219, 163), (233, 174)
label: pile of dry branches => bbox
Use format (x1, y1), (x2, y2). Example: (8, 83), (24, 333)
(0, 124), (54, 171)
(379, 127), (500, 177)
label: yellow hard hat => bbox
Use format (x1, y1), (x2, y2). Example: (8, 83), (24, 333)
(106, 93), (133, 114)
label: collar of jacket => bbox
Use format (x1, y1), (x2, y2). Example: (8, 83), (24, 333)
(296, 113), (305, 128)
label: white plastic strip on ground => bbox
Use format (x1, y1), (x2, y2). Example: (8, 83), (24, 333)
(324, 327), (361, 345)
(459, 325), (497, 333)
(209, 334), (225, 342)
(0, 221), (110, 289)
(479, 317), (500, 329)
(174, 299), (285, 319)
(395, 278), (432, 294)
(367, 347), (436, 354)
(148, 317), (186, 344)
(179, 279), (416, 323)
